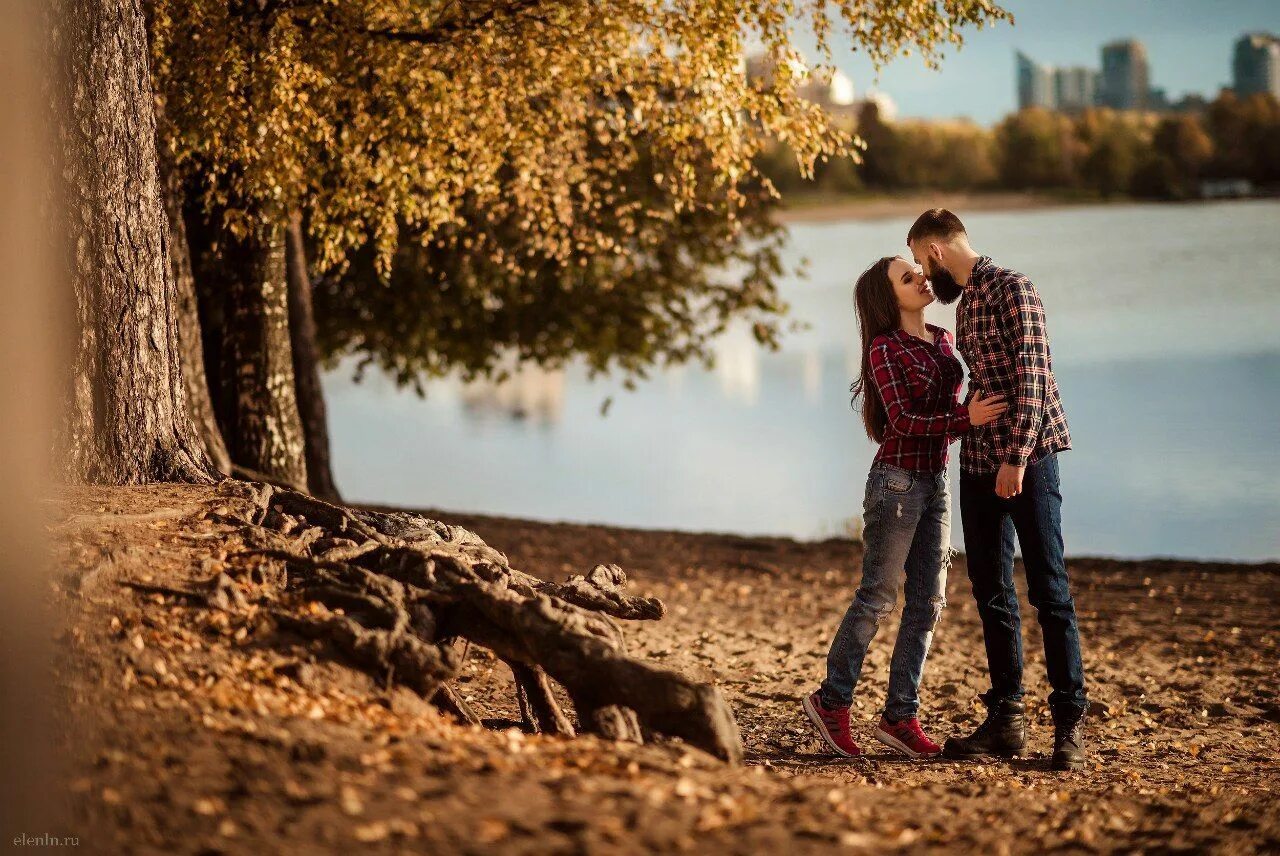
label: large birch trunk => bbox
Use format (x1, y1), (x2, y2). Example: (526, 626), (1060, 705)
(218, 215), (309, 490)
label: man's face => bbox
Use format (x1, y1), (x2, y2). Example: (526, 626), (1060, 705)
(910, 239), (963, 305)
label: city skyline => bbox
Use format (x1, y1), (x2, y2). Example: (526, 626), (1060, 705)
(1012, 35), (1255, 114)
(808, 0), (1280, 124)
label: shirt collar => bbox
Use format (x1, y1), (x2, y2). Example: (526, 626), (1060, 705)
(968, 255), (996, 288)
(895, 325), (943, 346)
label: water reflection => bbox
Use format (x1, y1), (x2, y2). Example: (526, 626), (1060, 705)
(713, 326), (762, 406)
(460, 364), (565, 424)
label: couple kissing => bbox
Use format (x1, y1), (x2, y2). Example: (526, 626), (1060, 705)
(802, 208), (1088, 773)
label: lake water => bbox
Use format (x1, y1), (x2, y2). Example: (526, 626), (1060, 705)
(325, 200), (1280, 562)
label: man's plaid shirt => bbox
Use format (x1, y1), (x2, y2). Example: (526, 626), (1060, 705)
(867, 326), (969, 474)
(956, 256), (1071, 475)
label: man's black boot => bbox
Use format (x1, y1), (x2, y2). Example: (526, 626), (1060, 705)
(942, 693), (1028, 759)
(1050, 705), (1087, 771)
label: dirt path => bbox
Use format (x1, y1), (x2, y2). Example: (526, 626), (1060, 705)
(49, 485), (1280, 854)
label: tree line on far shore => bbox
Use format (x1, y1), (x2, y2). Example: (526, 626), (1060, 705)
(758, 91), (1280, 201)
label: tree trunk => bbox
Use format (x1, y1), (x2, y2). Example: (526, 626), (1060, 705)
(59, 0), (216, 484)
(219, 216), (309, 490)
(286, 214), (341, 501)
(157, 142), (232, 476)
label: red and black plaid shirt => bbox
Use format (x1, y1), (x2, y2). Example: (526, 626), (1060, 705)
(956, 256), (1071, 475)
(867, 325), (969, 474)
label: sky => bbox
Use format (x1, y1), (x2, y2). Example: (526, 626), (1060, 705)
(811, 0), (1280, 124)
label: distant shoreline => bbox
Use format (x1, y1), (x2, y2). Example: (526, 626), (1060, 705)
(776, 191), (1279, 224)
(372, 503), (1280, 569)
(776, 191), (1085, 224)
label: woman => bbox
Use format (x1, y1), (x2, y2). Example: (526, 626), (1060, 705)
(802, 256), (1006, 759)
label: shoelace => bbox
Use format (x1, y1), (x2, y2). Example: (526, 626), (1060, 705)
(1054, 719), (1084, 746)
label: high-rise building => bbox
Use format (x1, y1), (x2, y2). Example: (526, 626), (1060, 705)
(1017, 51), (1099, 113)
(1053, 67), (1099, 112)
(1233, 33), (1280, 98)
(1016, 51), (1055, 110)
(1100, 39), (1150, 110)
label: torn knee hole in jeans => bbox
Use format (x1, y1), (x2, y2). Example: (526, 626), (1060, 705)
(929, 596), (947, 626)
(862, 600), (894, 621)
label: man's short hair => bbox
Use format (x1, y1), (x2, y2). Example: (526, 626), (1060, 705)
(907, 208), (967, 244)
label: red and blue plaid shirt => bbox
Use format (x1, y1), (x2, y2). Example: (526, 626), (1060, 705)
(867, 325), (969, 474)
(956, 256), (1071, 475)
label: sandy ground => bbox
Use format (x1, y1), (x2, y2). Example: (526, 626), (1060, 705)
(45, 484), (1280, 854)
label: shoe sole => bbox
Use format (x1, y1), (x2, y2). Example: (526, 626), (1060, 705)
(873, 728), (939, 760)
(1051, 760), (1085, 771)
(801, 696), (859, 758)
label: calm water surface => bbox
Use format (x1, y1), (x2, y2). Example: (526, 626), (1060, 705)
(325, 200), (1280, 561)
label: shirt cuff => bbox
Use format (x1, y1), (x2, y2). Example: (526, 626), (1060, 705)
(1006, 449), (1031, 467)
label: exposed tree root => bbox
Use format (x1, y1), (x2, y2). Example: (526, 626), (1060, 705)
(432, 683), (483, 727)
(511, 661), (575, 737)
(122, 571), (247, 611)
(53, 505), (203, 531)
(208, 481), (743, 763)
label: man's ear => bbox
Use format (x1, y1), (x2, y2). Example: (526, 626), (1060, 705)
(930, 242), (945, 263)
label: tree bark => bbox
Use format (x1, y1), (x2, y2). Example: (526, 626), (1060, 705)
(157, 143), (232, 476)
(59, 0), (216, 484)
(218, 216), (309, 490)
(286, 214), (341, 501)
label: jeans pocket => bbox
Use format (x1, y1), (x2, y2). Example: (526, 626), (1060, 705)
(884, 470), (914, 494)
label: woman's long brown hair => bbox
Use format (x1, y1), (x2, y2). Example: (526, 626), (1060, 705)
(850, 256), (901, 443)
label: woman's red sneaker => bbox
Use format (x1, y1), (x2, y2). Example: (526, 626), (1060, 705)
(874, 716), (942, 758)
(802, 691), (862, 757)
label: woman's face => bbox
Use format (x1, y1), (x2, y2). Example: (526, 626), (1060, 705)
(888, 257), (934, 314)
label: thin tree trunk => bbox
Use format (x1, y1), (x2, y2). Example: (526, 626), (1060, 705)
(286, 214), (341, 501)
(157, 143), (232, 475)
(59, 0), (216, 484)
(219, 215), (309, 490)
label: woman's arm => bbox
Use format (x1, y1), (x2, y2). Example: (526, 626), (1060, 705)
(869, 340), (971, 438)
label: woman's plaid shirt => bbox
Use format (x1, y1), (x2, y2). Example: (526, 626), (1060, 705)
(956, 256), (1071, 474)
(867, 326), (969, 474)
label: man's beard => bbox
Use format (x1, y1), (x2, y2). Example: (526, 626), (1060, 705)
(928, 263), (964, 305)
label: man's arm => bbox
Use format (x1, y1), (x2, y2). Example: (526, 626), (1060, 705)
(1002, 275), (1050, 467)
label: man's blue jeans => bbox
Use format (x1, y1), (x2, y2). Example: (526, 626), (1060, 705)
(959, 453), (1087, 711)
(819, 463), (949, 720)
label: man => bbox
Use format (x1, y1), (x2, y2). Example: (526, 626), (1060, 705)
(906, 208), (1088, 771)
